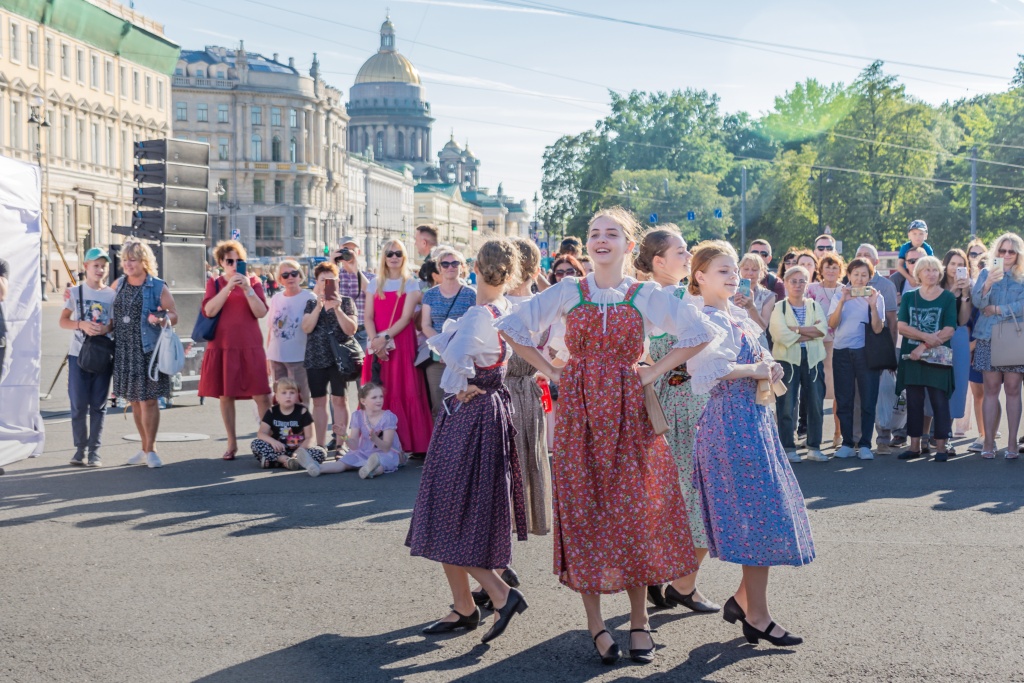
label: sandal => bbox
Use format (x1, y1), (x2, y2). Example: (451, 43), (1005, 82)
(222, 449), (237, 461)
(981, 451), (996, 460)
(1008, 449), (1020, 460)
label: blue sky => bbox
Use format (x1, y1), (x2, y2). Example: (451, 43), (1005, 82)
(141, 0), (1024, 205)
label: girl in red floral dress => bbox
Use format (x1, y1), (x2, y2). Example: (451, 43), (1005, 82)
(497, 207), (721, 665)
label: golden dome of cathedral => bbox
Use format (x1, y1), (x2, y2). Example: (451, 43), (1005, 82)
(354, 16), (421, 85)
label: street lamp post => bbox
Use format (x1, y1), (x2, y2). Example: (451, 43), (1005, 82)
(808, 168), (832, 231)
(29, 102), (51, 300)
(373, 208), (380, 260)
(620, 180), (639, 212)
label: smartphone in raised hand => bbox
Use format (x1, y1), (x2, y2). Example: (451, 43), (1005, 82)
(236, 259), (247, 276)
(737, 279), (751, 298)
(322, 278), (338, 301)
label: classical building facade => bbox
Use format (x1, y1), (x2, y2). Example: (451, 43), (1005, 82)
(344, 151), (415, 263)
(347, 17), (433, 176)
(173, 44), (347, 258)
(414, 182), (483, 255)
(0, 0), (177, 291)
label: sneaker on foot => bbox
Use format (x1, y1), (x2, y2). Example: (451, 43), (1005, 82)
(295, 447), (320, 477)
(146, 451), (163, 468)
(285, 457), (302, 471)
(834, 445), (856, 459)
(889, 435), (908, 448)
(359, 453), (382, 479)
(897, 450), (922, 460)
(967, 440), (984, 453)
(875, 442), (891, 455)
(934, 451), (949, 462)
(126, 450), (146, 466)
(87, 453), (102, 467)
(70, 452), (86, 467)
(806, 449), (829, 462)
(857, 447), (874, 460)
(785, 450), (801, 463)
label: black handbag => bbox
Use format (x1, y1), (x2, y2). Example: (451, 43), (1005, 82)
(864, 321), (898, 371)
(328, 324), (365, 382)
(191, 278), (221, 342)
(76, 285), (115, 375)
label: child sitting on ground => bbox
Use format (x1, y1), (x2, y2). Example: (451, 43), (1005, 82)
(252, 377), (326, 477)
(319, 382), (406, 479)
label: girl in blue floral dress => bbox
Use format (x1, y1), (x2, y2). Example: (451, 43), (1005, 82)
(687, 240), (815, 648)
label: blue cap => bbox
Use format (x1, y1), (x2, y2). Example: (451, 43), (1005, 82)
(84, 247), (110, 262)
(908, 220), (928, 233)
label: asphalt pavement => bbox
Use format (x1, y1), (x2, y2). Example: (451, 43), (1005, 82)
(2, 301), (1023, 682)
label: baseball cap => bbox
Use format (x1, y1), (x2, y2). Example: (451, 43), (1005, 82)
(84, 247), (110, 262)
(338, 235), (359, 247)
(908, 220), (928, 233)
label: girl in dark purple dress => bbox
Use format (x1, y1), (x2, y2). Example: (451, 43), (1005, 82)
(405, 238), (528, 645)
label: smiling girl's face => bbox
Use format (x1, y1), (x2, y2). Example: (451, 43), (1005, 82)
(695, 254), (739, 300)
(587, 217), (634, 274)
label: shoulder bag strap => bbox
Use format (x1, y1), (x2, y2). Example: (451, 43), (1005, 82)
(439, 286), (463, 323)
(77, 284), (86, 342)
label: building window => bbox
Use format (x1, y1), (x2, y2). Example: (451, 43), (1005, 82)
(10, 102), (20, 149)
(197, 103), (208, 122)
(397, 131), (405, 159)
(175, 102), (187, 121)
(253, 179), (264, 203)
(145, 75), (152, 105)
(104, 59), (113, 92)
(90, 54), (99, 88)
(62, 115), (71, 157)
(289, 108), (297, 128)
(132, 71), (140, 100)
(157, 80), (164, 109)
(65, 205), (74, 243)
(251, 107), (262, 125)
(293, 215), (302, 238)
(120, 66), (127, 96)
(289, 137), (297, 162)
(274, 180), (284, 204)
(217, 178), (228, 204)
(76, 119), (85, 160)
(45, 37), (53, 72)
(217, 104), (228, 123)
(197, 135), (208, 145)
(60, 43), (69, 77)
(91, 123), (100, 164)
(10, 22), (20, 62)
(76, 49), (84, 82)
(27, 29), (37, 67)
(218, 137), (229, 161)
(251, 134), (262, 161)
(255, 216), (281, 240)
(106, 126), (115, 167)
(271, 107), (281, 127)
(46, 108), (55, 151)
(375, 131), (384, 160)
(271, 136), (281, 161)
(293, 180), (301, 204)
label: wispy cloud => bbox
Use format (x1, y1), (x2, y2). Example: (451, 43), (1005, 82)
(421, 70), (605, 108)
(394, 0), (567, 17)
(192, 28), (239, 42)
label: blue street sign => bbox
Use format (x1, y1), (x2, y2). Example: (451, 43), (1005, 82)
(713, 208), (723, 219)
(538, 241), (548, 251)
(687, 211), (696, 221)
(648, 213), (658, 224)
(231, 228), (241, 240)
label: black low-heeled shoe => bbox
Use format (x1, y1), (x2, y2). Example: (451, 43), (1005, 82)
(501, 567), (521, 588)
(480, 588), (528, 644)
(722, 596), (746, 624)
(646, 584), (670, 609)
(423, 607), (481, 634)
(628, 628), (657, 664)
(664, 585), (721, 613)
(471, 589), (491, 607)
(592, 629), (620, 665)
(741, 619), (803, 647)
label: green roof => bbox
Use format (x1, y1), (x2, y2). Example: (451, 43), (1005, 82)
(3, 0), (181, 74)
(415, 183), (459, 197)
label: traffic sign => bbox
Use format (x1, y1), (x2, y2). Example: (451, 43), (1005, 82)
(540, 248), (549, 257)
(231, 228), (240, 241)
(687, 211), (696, 221)
(713, 208), (723, 219)
(539, 241), (548, 251)
(536, 230), (547, 240)
(648, 213), (658, 224)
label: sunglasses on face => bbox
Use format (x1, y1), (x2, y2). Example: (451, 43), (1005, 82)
(280, 270), (301, 279)
(223, 258), (238, 265)
(999, 249), (1017, 256)
(969, 251), (984, 259)
(906, 258), (920, 265)
(815, 245), (834, 252)
(752, 250), (770, 258)
(784, 257), (795, 264)
(439, 260), (461, 269)
(554, 268), (578, 278)
(385, 251), (404, 258)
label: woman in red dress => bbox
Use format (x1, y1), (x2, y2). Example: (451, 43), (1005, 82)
(362, 238), (434, 455)
(198, 240), (272, 460)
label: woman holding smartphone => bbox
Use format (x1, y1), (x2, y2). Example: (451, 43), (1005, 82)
(733, 253), (776, 337)
(938, 250), (974, 445)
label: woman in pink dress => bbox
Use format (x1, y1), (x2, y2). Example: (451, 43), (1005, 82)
(362, 238), (433, 455)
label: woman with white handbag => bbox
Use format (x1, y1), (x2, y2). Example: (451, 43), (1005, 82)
(970, 232), (1024, 459)
(110, 240), (178, 469)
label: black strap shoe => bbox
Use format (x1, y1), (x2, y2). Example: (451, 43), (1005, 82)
(592, 629), (620, 665)
(480, 589), (528, 644)
(723, 596), (747, 624)
(646, 584), (670, 609)
(423, 607), (481, 634)
(500, 567), (521, 588)
(742, 619), (803, 647)
(628, 628), (657, 664)
(664, 584), (721, 613)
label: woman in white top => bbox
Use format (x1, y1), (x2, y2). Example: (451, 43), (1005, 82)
(265, 259), (316, 404)
(807, 252), (845, 445)
(734, 252), (776, 335)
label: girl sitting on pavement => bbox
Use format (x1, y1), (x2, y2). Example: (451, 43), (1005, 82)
(319, 382), (405, 479)
(251, 377), (326, 477)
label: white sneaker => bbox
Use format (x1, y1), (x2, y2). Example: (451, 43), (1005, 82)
(126, 450), (146, 465)
(295, 447), (320, 477)
(857, 447), (875, 460)
(806, 450), (829, 462)
(146, 451), (163, 468)
(359, 453), (382, 479)
(834, 445), (856, 459)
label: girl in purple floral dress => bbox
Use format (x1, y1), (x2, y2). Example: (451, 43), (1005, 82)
(687, 240), (815, 648)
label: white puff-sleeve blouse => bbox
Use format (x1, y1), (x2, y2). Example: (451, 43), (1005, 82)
(426, 303), (510, 394)
(687, 303), (773, 395)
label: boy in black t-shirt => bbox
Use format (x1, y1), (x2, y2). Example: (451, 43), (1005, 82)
(251, 378), (327, 476)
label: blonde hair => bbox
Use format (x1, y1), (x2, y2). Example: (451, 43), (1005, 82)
(273, 376), (299, 395)
(738, 252), (767, 284)
(475, 237), (521, 290)
(431, 245), (465, 267)
(912, 255), (943, 280)
(688, 240), (738, 296)
(990, 233), (1024, 282)
(120, 239), (158, 276)
(509, 236), (540, 282)
(374, 238), (411, 299)
(276, 259), (302, 284)
(214, 239), (247, 263)
(784, 265), (810, 282)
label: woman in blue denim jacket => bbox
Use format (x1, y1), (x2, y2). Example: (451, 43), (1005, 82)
(970, 232), (1024, 458)
(111, 240), (178, 469)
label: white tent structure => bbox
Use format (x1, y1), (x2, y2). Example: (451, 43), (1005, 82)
(0, 155), (44, 466)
